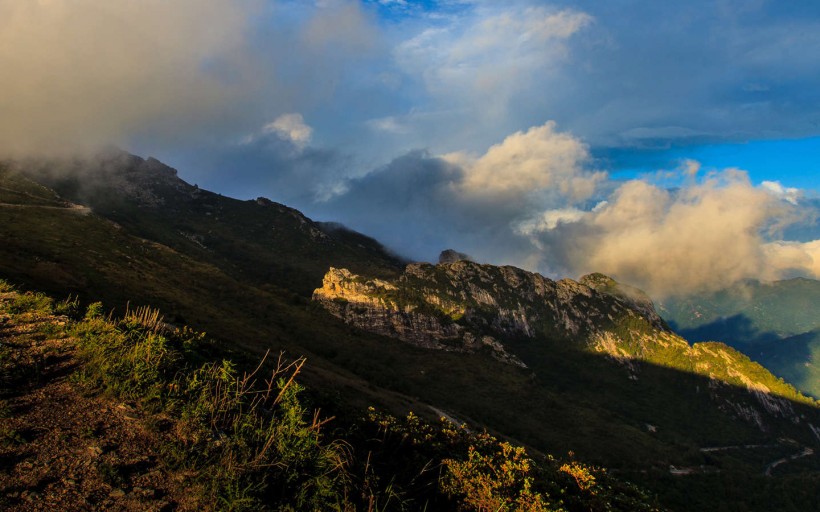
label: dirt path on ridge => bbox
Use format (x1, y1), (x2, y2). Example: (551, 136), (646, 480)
(0, 292), (199, 511)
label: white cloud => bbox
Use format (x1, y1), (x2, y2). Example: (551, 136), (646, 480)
(316, 115), (820, 299)
(514, 208), (586, 235)
(394, 6), (592, 112)
(761, 180), (801, 205)
(263, 113), (313, 148)
(457, 121), (605, 200)
(520, 168), (818, 297)
(762, 240), (820, 279)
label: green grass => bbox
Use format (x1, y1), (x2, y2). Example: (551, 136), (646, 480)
(60, 296), (665, 511)
(7, 291), (53, 315)
(70, 303), (352, 510)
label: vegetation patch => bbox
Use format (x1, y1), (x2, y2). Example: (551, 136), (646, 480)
(2, 283), (664, 510)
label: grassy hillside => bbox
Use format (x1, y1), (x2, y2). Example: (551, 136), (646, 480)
(658, 279), (820, 397)
(0, 282), (662, 511)
(1, 155), (820, 511)
(8, 152), (404, 296)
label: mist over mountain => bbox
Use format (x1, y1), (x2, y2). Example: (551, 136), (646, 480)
(1, 0), (819, 302)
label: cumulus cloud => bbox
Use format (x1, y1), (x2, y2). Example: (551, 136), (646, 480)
(313, 119), (819, 299)
(455, 121), (605, 200)
(763, 240), (820, 279)
(262, 114), (313, 149)
(761, 180), (801, 205)
(523, 169), (819, 297)
(313, 120), (605, 265)
(514, 208), (588, 235)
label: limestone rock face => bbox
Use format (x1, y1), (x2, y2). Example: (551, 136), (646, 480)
(580, 272), (666, 331)
(313, 261), (819, 436)
(313, 267), (526, 367)
(312, 261), (672, 368)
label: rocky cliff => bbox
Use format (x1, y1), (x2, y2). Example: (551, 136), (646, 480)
(313, 261), (668, 356)
(313, 260), (820, 436)
(313, 267), (526, 367)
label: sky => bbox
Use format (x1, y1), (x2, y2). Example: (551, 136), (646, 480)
(1, 0), (819, 298)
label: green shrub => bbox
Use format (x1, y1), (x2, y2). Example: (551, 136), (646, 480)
(441, 441), (550, 511)
(360, 409), (662, 512)
(64, 297), (659, 511)
(174, 356), (350, 510)
(71, 306), (176, 405)
(71, 303), (351, 510)
(7, 291), (53, 315)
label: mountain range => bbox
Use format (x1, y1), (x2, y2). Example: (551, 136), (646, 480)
(659, 279), (820, 398)
(1, 151), (819, 511)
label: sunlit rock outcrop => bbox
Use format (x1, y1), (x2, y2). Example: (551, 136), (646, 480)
(314, 260), (819, 435)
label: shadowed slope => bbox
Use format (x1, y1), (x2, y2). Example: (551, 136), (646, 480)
(1, 155), (819, 511)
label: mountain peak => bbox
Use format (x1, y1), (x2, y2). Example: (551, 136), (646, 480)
(438, 249), (472, 264)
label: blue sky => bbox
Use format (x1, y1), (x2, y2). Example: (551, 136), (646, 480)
(1, 0), (819, 296)
(598, 138), (820, 191)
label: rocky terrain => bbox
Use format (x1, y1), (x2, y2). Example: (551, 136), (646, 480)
(314, 260), (820, 439)
(312, 261), (671, 367)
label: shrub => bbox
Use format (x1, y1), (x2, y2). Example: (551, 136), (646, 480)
(7, 291), (53, 315)
(71, 304), (351, 510)
(360, 409), (662, 512)
(441, 441), (550, 511)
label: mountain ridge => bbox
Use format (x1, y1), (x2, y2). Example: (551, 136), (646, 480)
(2, 151), (820, 511)
(659, 278), (820, 398)
(312, 262), (817, 423)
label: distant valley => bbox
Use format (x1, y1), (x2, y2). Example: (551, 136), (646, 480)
(659, 279), (820, 398)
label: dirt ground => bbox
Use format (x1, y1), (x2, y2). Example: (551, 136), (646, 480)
(0, 293), (201, 511)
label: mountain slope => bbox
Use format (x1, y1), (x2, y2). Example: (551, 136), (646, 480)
(9, 151), (404, 296)
(658, 279), (820, 397)
(1, 283), (670, 511)
(2, 153), (820, 511)
(312, 262), (820, 509)
(313, 262), (817, 424)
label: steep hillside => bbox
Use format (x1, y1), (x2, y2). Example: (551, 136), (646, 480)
(2, 154), (820, 510)
(658, 279), (820, 397)
(7, 151), (404, 296)
(311, 262), (820, 509)
(0, 283), (663, 511)
(313, 262), (817, 427)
